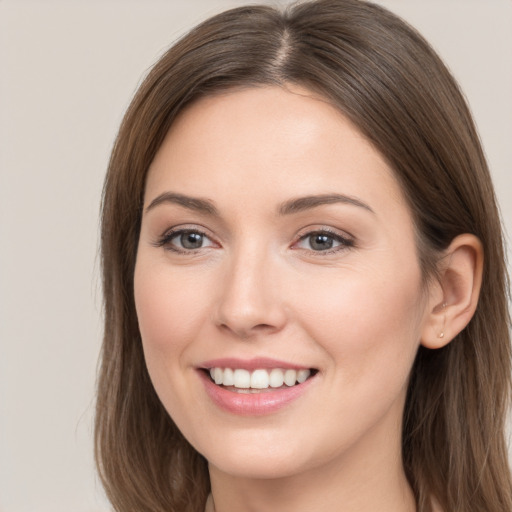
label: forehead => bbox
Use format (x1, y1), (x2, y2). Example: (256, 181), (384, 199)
(145, 85), (407, 217)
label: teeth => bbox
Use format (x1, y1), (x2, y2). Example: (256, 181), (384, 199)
(284, 369), (297, 386)
(233, 369), (251, 388)
(297, 369), (310, 383)
(269, 368), (284, 388)
(214, 367), (223, 385)
(223, 367), (234, 386)
(208, 367), (312, 389)
(250, 369), (269, 389)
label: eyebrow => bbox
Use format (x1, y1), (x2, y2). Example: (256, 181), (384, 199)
(144, 191), (374, 216)
(278, 194), (375, 215)
(145, 192), (219, 216)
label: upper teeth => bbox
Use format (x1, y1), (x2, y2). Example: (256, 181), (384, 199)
(209, 368), (311, 389)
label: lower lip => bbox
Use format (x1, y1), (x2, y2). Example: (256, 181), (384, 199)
(198, 370), (316, 416)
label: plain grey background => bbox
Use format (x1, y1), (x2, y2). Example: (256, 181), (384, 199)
(1, 1), (511, 511)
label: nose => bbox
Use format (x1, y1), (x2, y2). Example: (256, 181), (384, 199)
(214, 245), (287, 340)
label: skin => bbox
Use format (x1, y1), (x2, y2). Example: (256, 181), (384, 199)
(134, 86), (480, 512)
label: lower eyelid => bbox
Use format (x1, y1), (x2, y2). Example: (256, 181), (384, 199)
(293, 230), (355, 253)
(156, 228), (218, 252)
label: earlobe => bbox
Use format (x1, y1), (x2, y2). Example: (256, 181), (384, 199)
(421, 234), (483, 349)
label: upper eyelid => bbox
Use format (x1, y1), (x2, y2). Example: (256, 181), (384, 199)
(159, 224), (214, 239)
(292, 227), (356, 253)
(295, 225), (354, 241)
(294, 230), (354, 246)
(153, 226), (214, 248)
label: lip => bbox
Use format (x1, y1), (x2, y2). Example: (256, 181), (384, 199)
(197, 364), (317, 416)
(199, 357), (311, 372)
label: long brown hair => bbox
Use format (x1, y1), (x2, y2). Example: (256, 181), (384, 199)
(96, 1), (512, 510)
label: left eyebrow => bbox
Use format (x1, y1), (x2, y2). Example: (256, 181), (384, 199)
(278, 194), (375, 216)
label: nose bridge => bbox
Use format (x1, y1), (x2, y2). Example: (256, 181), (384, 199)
(215, 237), (286, 338)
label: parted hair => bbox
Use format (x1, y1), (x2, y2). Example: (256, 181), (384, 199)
(96, 1), (512, 511)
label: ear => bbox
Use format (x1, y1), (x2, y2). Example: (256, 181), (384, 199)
(421, 234), (483, 349)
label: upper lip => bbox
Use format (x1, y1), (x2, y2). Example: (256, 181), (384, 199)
(198, 357), (313, 371)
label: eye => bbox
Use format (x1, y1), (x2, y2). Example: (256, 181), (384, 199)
(294, 229), (354, 253)
(177, 231), (207, 250)
(156, 228), (216, 253)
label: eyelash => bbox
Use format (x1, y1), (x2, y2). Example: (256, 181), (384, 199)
(153, 228), (215, 255)
(154, 227), (355, 256)
(294, 228), (355, 255)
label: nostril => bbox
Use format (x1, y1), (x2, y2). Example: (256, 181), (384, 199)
(218, 322), (278, 340)
(252, 323), (279, 335)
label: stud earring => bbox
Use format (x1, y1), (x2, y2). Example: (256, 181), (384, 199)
(438, 302), (447, 338)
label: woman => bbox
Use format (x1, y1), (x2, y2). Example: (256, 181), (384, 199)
(95, 1), (512, 511)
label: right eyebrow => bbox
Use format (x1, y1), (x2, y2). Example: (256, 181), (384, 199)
(144, 192), (219, 216)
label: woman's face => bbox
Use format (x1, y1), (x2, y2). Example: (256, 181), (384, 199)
(134, 86), (432, 480)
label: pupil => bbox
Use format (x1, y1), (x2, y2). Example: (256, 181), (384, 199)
(310, 234), (333, 251)
(181, 232), (203, 249)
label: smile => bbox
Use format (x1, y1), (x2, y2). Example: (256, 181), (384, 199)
(208, 367), (312, 391)
(198, 360), (318, 415)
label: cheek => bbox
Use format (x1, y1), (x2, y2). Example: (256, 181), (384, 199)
(280, 264), (425, 458)
(134, 261), (210, 355)
(291, 262), (424, 384)
(133, 258), (213, 422)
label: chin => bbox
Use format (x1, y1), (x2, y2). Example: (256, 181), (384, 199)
(190, 427), (312, 480)
(208, 452), (306, 480)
